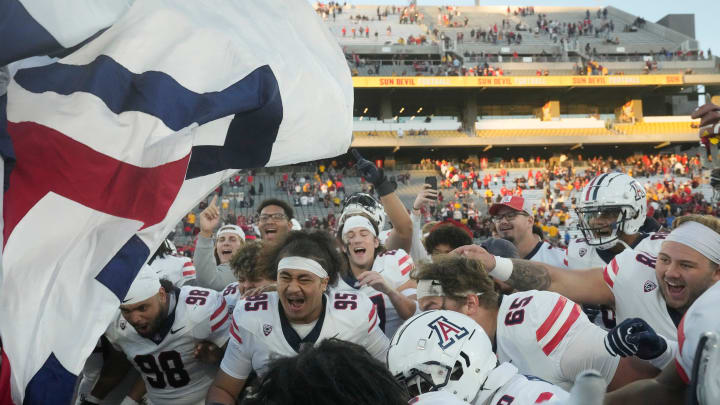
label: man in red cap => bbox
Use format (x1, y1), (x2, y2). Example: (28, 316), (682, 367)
(489, 195), (566, 267)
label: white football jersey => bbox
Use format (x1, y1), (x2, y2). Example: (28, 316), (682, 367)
(220, 291), (390, 380)
(676, 281), (720, 383)
(333, 248), (415, 338)
(222, 282), (242, 314)
(526, 241), (567, 269)
(150, 255), (196, 287)
(496, 290), (619, 390)
(565, 233), (665, 269)
(602, 235), (679, 341)
(105, 286), (230, 405)
(476, 363), (569, 405)
(410, 391), (466, 405)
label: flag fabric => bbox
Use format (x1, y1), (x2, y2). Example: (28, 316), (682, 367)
(0, 0), (353, 403)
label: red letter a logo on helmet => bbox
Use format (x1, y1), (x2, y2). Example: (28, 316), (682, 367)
(428, 316), (469, 349)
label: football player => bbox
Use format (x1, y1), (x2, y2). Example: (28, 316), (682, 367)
(344, 149), (413, 253)
(388, 310), (569, 404)
(220, 241), (274, 313)
(206, 230), (390, 404)
(77, 240), (195, 405)
(454, 214), (720, 373)
(566, 173), (665, 330)
(334, 215), (417, 337)
(84, 265), (230, 405)
(604, 281), (720, 404)
(413, 255), (656, 391)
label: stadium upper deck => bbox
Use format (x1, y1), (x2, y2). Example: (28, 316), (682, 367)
(316, 3), (718, 76)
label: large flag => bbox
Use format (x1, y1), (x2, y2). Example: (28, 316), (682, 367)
(0, 0), (353, 403)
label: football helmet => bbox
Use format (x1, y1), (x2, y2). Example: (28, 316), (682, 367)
(692, 331), (720, 405)
(338, 192), (386, 232)
(387, 310), (497, 402)
(575, 173), (647, 250)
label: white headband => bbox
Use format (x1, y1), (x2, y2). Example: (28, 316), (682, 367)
(217, 224), (245, 240)
(278, 256), (328, 279)
(342, 216), (377, 240)
(123, 264), (161, 305)
(666, 221), (720, 264)
(416, 279), (480, 300)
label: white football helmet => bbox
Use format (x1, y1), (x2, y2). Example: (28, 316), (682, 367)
(575, 172), (647, 250)
(338, 192), (386, 232)
(387, 310), (497, 402)
(693, 331), (720, 405)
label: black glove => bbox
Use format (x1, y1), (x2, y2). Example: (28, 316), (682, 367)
(351, 149), (396, 197)
(604, 317), (667, 360)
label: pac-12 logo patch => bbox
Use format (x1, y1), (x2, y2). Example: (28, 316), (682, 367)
(427, 316), (469, 349)
(579, 247), (587, 257)
(643, 280), (657, 293)
(263, 324), (273, 336)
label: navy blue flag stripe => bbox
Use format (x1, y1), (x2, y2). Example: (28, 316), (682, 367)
(24, 353), (76, 405)
(0, 0), (62, 66)
(14, 55), (283, 133)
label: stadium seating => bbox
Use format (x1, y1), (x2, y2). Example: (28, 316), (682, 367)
(614, 121), (696, 135)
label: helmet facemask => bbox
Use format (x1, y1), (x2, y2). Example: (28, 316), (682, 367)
(576, 206), (634, 250)
(398, 358), (469, 399)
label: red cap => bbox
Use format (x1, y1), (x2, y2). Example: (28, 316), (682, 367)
(489, 195), (533, 217)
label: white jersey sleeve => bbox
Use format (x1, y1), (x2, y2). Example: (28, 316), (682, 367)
(221, 282), (241, 314)
(602, 247), (678, 341)
(676, 281), (720, 384)
(565, 238), (606, 269)
(486, 365), (569, 405)
(328, 290), (390, 362)
(373, 248), (414, 289)
(185, 288), (231, 347)
(496, 291), (619, 390)
(220, 305), (256, 380)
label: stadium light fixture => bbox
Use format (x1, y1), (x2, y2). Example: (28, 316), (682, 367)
(393, 146), (400, 153)
(394, 116), (398, 121)
(570, 143), (582, 150)
(410, 116), (416, 120)
(363, 107), (368, 113)
(399, 107), (405, 113)
(359, 116), (364, 121)
(417, 107), (423, 113)
(654, 141), (670, 149)
(483, 145), (492, 152)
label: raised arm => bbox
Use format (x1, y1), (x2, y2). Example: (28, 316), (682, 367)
(452, 244), (614, 306)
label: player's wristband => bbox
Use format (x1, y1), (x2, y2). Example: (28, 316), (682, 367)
(119, 397), (139, 405)
(648, 336), (675, 369)
(489, 256), (513, 282)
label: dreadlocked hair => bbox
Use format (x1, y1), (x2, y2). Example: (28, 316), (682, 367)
(242, 338), (410, 405)
(256, 230), (344, 287)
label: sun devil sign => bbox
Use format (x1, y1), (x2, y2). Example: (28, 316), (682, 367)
(427, 316), (470, 349)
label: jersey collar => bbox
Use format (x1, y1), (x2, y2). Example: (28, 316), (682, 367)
(147, 287), (180, 345)
(523, 240), (544, 260)
(278, 294), (328, 353)
(340, 270), (360, 290)
(597, 233), (650, 264)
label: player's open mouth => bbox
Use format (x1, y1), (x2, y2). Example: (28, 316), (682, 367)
(665, 279), (686, 299)
(264, 227), (277, 235)
(286, 296), (305, 311)
(499, 225), (513, 231)
(221, 249), (232, 256)
(353, 247), (367, 256)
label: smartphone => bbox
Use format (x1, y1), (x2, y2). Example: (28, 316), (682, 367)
(425, 176), (438, 200)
